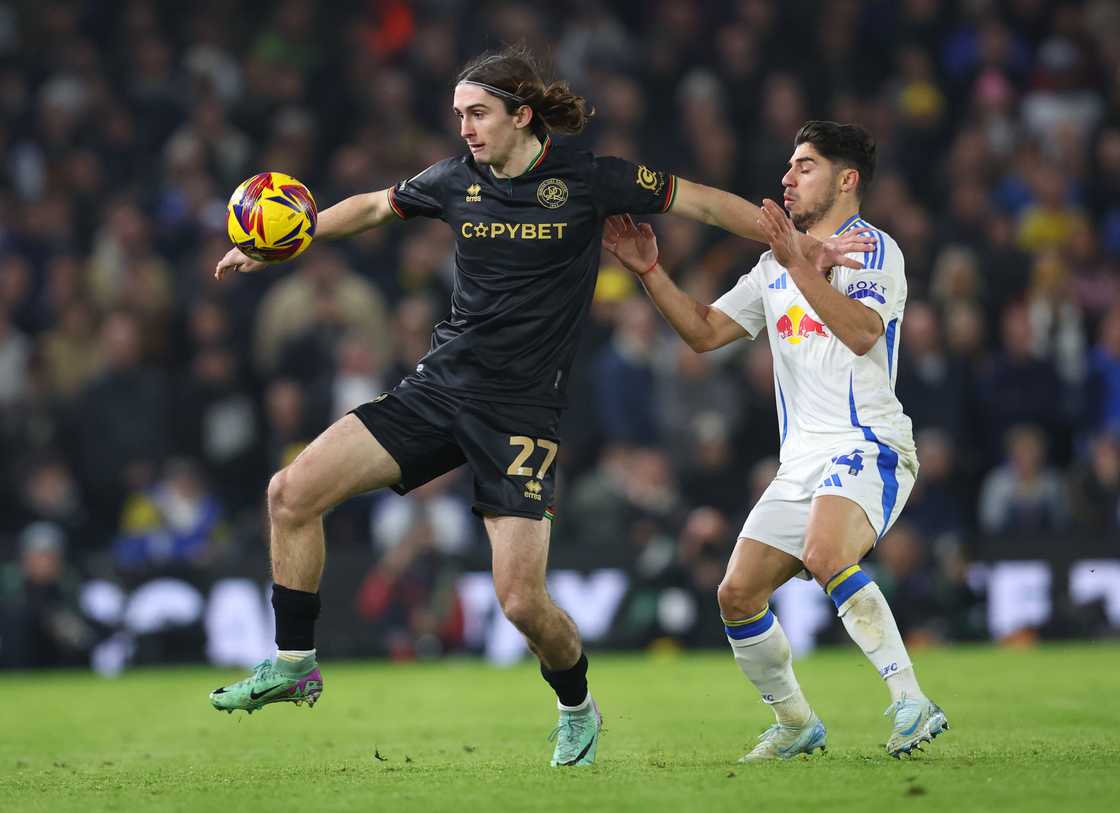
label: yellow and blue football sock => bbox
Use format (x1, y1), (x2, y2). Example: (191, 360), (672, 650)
(724, 606), (812, 727)
(826, 564), (924, 702)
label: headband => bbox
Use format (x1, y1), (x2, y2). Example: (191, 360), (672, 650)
(459, 80), (526, 105)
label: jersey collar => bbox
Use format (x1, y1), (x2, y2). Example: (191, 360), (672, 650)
(524, 134), (552, 173)
(833, 213), (862, 236)
(486, 134), (552, 180)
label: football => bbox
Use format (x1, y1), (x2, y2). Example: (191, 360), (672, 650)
(226, 171), (317, 262)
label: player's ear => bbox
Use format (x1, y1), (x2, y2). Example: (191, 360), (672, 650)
(841, 167), (859, 195)
(513, 104), (533, 131)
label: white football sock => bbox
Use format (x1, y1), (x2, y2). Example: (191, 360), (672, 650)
(836, 581), (924, 703)
(276, 648), (316, 666)
(558, 693), (592, 713)
(726, 609), (812, 727)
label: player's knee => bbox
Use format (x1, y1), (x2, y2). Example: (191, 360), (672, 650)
(801, 543), (841, 586)
(267, 467), (316, 526)
(717, 577), (768, 620)
(497, 589), (545, 634)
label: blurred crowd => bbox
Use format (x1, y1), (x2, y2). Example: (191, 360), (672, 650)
(3, 0), (1120, 666)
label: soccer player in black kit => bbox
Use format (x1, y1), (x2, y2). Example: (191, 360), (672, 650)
(210, 47), (872, 766)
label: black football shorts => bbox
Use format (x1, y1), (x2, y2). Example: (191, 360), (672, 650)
(350, 379), (560, 521)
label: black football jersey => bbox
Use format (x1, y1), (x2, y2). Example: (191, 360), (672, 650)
(388, 135), (677, 407)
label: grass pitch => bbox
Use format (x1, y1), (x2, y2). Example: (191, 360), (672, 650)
(1, 643), (1118, 812)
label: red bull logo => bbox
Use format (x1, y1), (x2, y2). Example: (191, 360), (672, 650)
(775, 305), (829, 345)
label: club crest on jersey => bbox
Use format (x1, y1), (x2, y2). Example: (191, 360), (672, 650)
(466, 183), (482, 203)
(635, 164), (664, 195)
(536, 178), (568, 209)
(775, 305), (829, 345)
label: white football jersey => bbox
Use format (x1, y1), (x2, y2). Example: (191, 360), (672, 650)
(712, 215), (915, 462)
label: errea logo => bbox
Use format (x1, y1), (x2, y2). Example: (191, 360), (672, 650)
(466, 184), (482, 203)
(524, 480), (543, 501)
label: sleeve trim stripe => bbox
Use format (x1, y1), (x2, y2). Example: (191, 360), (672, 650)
(387, 186), (408, 220)
(661, 174), (678, 213)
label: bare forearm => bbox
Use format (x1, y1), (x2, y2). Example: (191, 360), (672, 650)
(673, 179), (767, 243)
(639, 265), (718, 351)
(700, 186), (767, 241)
(316, 189), (396, 240)
(787, 261), (882, 355)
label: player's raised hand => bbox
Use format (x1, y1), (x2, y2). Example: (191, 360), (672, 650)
(758, 200), (874, 274)
(214, 247), (266, 280)
(757, 199), (807, 269)
(602, 214), (659, 276)
(822, 229), (877, 267)
(802, 231), (871, 274)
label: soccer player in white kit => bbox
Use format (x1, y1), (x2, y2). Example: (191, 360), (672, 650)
(602, 121), (948, 761)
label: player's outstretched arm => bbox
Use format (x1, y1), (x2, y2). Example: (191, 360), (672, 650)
(316, 188), (399, 240)
(669, 178), (873, 271)
(602, 215), (747, 352)
(757, 199), (883, 355)
(215, 189), (398, 280)
(669, 178), (766, 240)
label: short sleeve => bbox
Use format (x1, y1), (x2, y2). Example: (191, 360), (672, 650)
(388, 159), (456, 220)
(591, 156), (678, 216)
(711, 263), (767, 340)
(830, 233), (903, 329)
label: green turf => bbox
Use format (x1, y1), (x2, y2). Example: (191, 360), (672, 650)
(1, 643), (1118, 812)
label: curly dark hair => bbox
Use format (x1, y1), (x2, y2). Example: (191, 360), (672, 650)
(794, 121), (877, 200)
(456, 45), (594, 138)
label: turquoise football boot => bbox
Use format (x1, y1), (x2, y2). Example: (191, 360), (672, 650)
(209, 659), (323, 714)
(885, 696), (949, 758)
(739, 713), (827, 762)
(548, 695), (602, 766)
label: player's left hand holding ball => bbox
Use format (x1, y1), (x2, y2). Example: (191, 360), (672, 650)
(216, 171), (318, 280)
(214, 247), (266, 280)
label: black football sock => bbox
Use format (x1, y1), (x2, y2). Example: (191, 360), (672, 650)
(541, 651), (589, 708)
(271, 584), (320, 652)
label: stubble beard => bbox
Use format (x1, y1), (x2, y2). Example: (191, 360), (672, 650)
(790, 183), (839, 232)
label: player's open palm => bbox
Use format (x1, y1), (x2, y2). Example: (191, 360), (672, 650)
(758, 199), (807, 269)
(759, 199), (876, 275)
(214, 247), (267, 280)
(602, 214), (658, 276)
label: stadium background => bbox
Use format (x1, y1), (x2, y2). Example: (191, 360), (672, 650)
(2, 0), (1120, 672)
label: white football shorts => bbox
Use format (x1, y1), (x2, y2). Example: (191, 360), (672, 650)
(740, 436), (917, 569)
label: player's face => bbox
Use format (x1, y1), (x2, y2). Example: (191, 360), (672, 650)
(453, 83), (523, 167)
(781, 143), (842, 231)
